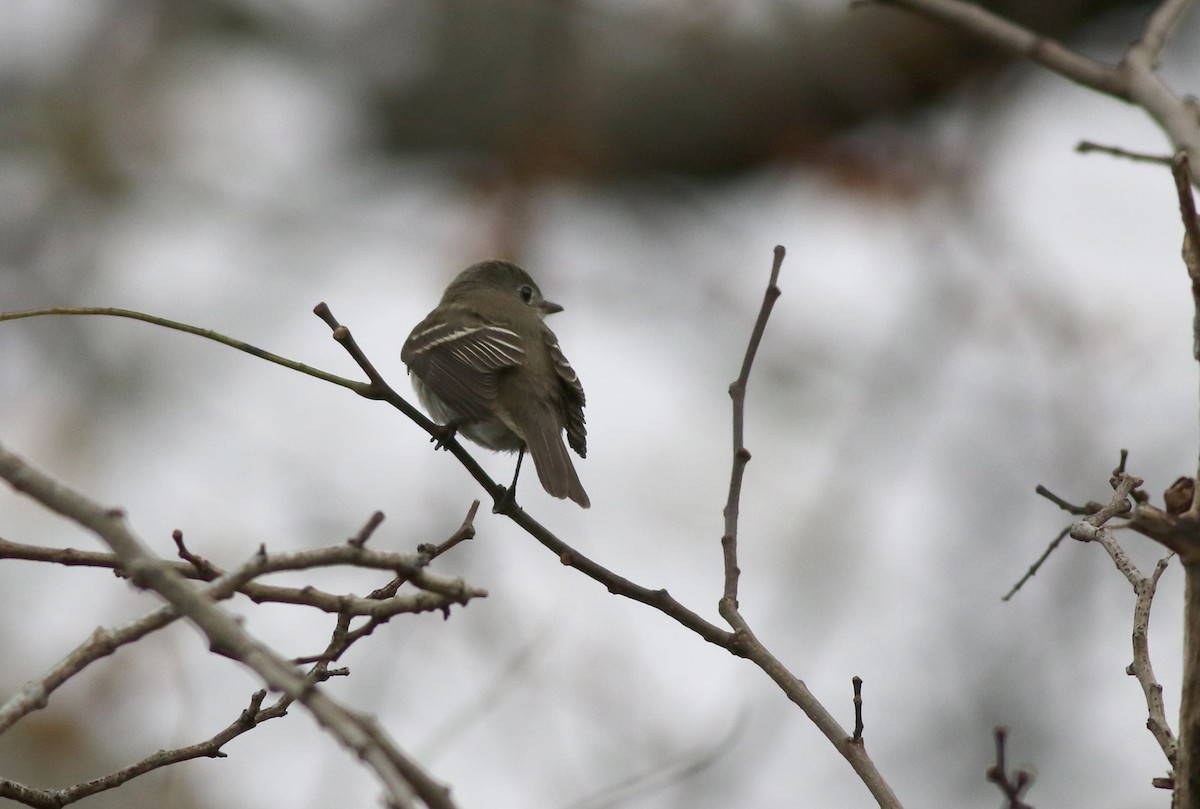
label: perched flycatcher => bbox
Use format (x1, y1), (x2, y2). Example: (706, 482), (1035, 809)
(402, 260), (589, 508)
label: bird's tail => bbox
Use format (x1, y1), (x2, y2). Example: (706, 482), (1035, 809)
(522, 417), (590, 508)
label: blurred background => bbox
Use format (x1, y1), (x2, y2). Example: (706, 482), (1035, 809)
(0, 0), (1196, 807)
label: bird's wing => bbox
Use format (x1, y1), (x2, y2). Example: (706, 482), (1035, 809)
(403, 321), (525, 422)
(543, 332), (587, 458)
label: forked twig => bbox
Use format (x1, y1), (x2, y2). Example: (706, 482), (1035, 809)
(985, 726), (1033, 809)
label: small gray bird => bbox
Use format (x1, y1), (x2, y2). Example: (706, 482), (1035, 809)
(402, 260), (589, 507)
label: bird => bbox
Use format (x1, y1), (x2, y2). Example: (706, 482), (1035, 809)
(401, 260), (589, 508)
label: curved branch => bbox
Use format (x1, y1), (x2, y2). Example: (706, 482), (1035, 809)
(865, 0), (1200, 183)
(861, 0), (1123, 94)
(0, 307), (370, 393)
(0, 690), (289, 807)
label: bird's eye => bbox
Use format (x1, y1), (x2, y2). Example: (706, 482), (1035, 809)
(519, 285), (535, 303)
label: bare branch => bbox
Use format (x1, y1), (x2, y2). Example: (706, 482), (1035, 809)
(0, 610), (177, 735)
(349, 510), (387, 548)
(0, 442), (457, 809)
(0, 536), (484, 614)
(1062, 470), (1179, 767)
(0, 690), (291, 807)
(721, 245), (784, 608)
(314, 303), (514, 510)
(1170, 153), (1200, 521)
(716, 606), (902, 807)
(861, 0), (1122, 94)
(0, 307), (367, 393)
(1034, 484), (1099, 516)
(313, 302), (393, 394)
(1128, 554), (1178, 766)
(422, 500), (480, 557)
(1003, 526), (1070, 601)
(1068, 471), (1140, 545)
(865, 0), (1200, 183)
(1160, 148), (1200, 797)
(1137, 0), (1193, 66)
(1075, 141), (1173, 165)
(985, 726), (1034, 809)
(851, 677), (865, 745)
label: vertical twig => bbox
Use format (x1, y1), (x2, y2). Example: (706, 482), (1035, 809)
(1170, 150), (1200, 809)
(1183, 563), (1200, 809)
(1170, 152), (1200, 518)
(1130, 554), (1178, 767)
(985, 726), (1034, 809)
(721, 246), (785, 608)
(714, 247), (904, 807)
(851, 677), (865, 745)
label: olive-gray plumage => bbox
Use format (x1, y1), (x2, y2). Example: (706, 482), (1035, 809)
(402, 260), (589, 507)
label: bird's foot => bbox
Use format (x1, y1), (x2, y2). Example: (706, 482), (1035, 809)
(429, 421), (459, 450)
(493, 486), (517, 514)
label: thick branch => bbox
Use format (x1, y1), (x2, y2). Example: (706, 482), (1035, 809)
(867, 0), (1200, 183)
(864, 0), (1123, 94)
(1184, 561), (1200, 809)
(1170, 153), (1200, 519)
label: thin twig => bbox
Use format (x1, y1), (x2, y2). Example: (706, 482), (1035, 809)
(0, 690), (290, 807)
(1003, 526), (1070, 601)
(0, 608), (177, 735)
(349, 511), (386, 548)
(722, 245), (785, 607)
(1033, 484), (1096, 516)
(313, 304), (512, 509)
(2, 534), (475, 620)
(173, 530), (222, 578)
(0, 307), (367, 393)
(985, 726), (1034, 809)
(313, 303), (392, 393)
(851, 677), (865, 745)
(421, 500), (480, 558)
(296, 501), (483, 667)
(1075, 141), (1172, 165)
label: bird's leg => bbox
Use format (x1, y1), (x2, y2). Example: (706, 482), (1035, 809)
(494, 448), (525, 513)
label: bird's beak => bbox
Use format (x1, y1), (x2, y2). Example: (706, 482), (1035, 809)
(538, 300), (564, 315)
